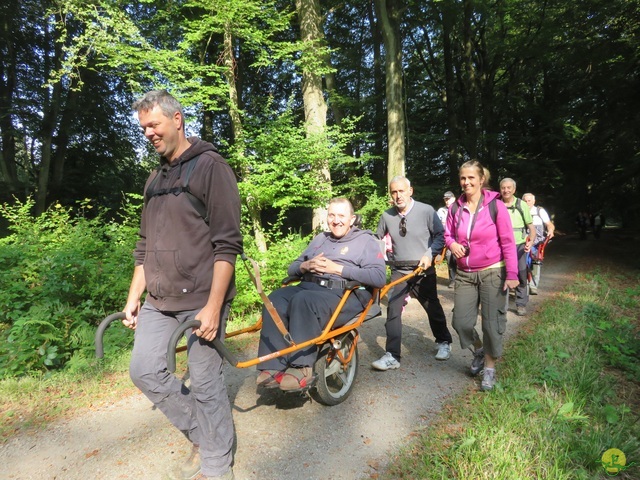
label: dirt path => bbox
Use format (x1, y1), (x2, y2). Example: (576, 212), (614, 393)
(0, 234), (611, 480)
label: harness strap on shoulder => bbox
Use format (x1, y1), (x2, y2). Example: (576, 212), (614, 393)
(144, 155), (209, 225)
(452, 197), (498, 242)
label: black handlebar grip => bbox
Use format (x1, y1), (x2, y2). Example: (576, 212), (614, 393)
(166, 320), (239, 373)
(95, 312), (127, 358)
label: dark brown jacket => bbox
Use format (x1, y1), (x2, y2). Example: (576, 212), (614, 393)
(134, 137), (242, 311)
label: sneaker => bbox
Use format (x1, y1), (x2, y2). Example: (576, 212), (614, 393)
(470, 348), (484, 376)
(516, 305), (527, 316)
(435, 342), (451, 360)
(481, 368), (496, 391)
(529, 286), (538, 295)
(179, 444), (201, 479)
(371, 352), (400, 371)
(193, 469), (234, 480)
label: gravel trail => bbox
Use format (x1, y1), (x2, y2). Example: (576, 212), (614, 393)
(1, 234), (602, 480)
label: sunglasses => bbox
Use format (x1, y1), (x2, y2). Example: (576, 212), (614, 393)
(399, 217), (407, 237)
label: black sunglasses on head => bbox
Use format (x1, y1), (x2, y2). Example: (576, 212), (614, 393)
(399, 217), (407, 237)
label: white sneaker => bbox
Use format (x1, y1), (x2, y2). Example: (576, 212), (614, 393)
(435, 342), (451, 360)
(371, 352), (400, 371)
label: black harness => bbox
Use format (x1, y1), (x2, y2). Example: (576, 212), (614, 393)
(144, 155), (209, 224)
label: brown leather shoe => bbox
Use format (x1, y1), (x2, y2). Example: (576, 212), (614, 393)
(193, 468), (234, 480)
(279, 366), (316, 391)
(179, 443), (201, 479)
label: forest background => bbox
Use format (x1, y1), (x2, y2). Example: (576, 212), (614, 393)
(0, 0), (638, 377)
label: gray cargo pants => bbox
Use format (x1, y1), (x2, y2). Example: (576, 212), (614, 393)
(452, 267), (508, 358)
(129, 302), (234, 477)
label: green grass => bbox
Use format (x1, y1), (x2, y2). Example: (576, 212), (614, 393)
(383, 269), (640, 479)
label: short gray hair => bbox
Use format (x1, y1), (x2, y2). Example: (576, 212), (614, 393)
(500, 177), (516, 189)
(389, 175), (411, 189)
(132, 90), (184, 120)
(328, 197), (355, 215)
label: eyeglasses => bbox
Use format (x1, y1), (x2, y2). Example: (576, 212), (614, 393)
(399, 217), (407, 237)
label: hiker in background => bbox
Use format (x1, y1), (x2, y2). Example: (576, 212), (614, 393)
(576, 211), (589, 240)
(445, 161), (518, 391)
(592, 212), (605, 239)
(437, 191), (457, 288)
(123, 90), (241, 480)
(499, 179), (536, 316)
(522, 193), (555, 294)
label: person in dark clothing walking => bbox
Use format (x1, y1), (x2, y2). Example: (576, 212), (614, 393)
(123, 90), (241, 480)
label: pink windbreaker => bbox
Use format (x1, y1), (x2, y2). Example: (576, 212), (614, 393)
(444, 189), (518, 280)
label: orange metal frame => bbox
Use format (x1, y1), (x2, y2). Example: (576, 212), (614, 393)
(176, 266), (423, 370)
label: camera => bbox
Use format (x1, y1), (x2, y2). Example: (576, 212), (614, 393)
(463, 246), (470, 256)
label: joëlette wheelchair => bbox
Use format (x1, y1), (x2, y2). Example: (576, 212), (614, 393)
(95, 255), (422, 406)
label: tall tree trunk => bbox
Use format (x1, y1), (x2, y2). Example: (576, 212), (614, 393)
(461, 0), (478, 160)
(35, 17), (64, 215)
(296, 0), (331, 231)
(0, 3), (19, 193)
(441, 0), (462, 185)
(51, 86), (80, 194)
(223, 25), (267, 252)
(367, 0), (386, 182)
(374, 0), (405, 183)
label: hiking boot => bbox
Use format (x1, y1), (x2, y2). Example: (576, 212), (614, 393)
(481, 368), (496, 391)
(470, 348), (484, 376)
(193, 469), (234, 480)
(516, 305), (527, 316)
(279, 366), (316, 391)
(371, 352), (400, 371)
(179, 444), (201, 479)
(435, 342), (451, 361)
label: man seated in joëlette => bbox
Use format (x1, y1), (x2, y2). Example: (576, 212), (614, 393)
(255, 197), (386, 391)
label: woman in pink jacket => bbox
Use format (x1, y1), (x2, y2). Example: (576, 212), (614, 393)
(445, 160), (519, 391)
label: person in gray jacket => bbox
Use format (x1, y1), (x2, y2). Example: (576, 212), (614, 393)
(373, 176), (453, 371)
(256, 197), (386, 391)
(123, 90), (241, 480)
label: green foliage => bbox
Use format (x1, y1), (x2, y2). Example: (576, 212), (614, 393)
(384, 270), (640, 479)
(231, 230), (310, 325)
(0, 197), (141, 378)
(351, 190), (390, 232)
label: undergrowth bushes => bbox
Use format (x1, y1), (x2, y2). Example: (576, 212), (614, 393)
(0, 197), (317, 378)
(0, 198), (140, 377)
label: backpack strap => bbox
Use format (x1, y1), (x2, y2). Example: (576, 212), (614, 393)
(506, 198), (527, 237)
(451, 196), (498, 242)
(144, 155), (209, 225)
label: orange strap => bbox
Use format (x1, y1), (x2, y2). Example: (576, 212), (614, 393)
(242, 256), (294, 346)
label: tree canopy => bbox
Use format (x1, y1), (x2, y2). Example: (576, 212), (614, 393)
(1, 0), (638, 233)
